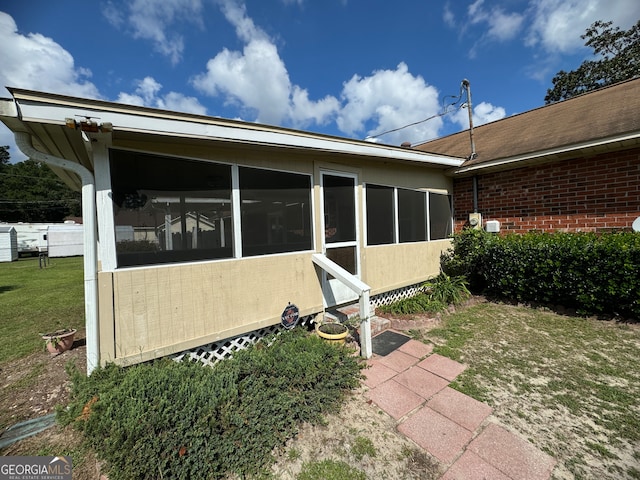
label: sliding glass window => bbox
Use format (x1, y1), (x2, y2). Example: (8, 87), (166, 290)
(110, 150), (233, 267)
(239, 167), (312, 256)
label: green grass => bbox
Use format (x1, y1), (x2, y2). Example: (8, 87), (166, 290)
(297, 460), (366, 480)
(424, 302), (640, 480)
(0, 257), (84, 364)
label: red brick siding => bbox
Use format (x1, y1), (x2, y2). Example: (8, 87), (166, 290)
(453, 147), (640, 233)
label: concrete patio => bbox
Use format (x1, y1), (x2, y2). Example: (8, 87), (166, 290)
(362, 333), (557, 480)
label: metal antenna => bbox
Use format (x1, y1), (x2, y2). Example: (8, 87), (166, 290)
(462, 79), (476, 160)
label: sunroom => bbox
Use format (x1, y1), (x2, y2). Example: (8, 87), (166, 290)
(0, 88), (464, 372)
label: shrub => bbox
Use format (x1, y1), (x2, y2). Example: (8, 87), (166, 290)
(59, 329), (363, 480)
(441, 229), (640, 319)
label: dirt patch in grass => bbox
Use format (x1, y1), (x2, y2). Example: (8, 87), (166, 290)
(0, 329), (99, 479)
(0, 331), (86, 431)
(270, 387), (442, 480)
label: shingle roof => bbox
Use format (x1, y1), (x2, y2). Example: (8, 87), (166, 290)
(415, 77), (640, 172)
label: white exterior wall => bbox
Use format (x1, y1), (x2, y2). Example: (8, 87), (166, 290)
(47, 224), (84, 257)
(0, 227), (18, 262)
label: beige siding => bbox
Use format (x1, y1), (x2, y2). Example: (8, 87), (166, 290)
(362, 240), (452, 295)
(107, 253), (323, 364)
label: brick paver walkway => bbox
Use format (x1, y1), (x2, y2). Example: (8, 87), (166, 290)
(363, 334), (557, 480)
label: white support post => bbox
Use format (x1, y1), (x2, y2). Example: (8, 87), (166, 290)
(359, 289), (372, 359)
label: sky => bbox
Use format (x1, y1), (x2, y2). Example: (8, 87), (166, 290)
(1, 0), (639, 162)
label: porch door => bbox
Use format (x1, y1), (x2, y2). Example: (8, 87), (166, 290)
(321, 172), (359, 307)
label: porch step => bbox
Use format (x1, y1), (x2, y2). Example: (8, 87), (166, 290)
(370, 315), (391, 336)
(324, 302), (391, 337)
(329, 302), (390, 335)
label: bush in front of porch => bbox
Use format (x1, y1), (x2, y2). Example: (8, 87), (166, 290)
(58, 329), (363, 480)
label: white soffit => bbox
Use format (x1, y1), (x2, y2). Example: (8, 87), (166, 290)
(9, 91), (464, 168)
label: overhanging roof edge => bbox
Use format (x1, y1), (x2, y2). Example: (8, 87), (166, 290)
(7, 88), (464, 168)
(452, 131), (640, 176)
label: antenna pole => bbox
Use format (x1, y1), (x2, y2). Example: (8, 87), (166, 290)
(462, 79), (476, 160)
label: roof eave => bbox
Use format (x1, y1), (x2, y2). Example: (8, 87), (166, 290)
(5, 88), (464, 169)
(451, 131), (640, 177)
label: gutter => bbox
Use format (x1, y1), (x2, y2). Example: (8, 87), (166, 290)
(14, 131), (99, 375)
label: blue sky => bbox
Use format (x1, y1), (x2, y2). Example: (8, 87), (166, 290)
(1, 0), (639, 161)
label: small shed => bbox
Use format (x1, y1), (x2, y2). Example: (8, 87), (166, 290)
(0, 226), (19, 262)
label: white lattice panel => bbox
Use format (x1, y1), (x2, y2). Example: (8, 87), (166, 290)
(371, 283), (422, 308)
(172, 315), (314, 366)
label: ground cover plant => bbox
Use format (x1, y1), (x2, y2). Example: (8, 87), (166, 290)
(58, 329), (364, 480)
(419, 301), (640, 480)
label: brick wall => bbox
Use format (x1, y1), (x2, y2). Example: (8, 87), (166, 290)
(453, 147), (640, 233)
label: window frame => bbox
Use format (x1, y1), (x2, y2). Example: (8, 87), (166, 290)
(109, 149), (315, 269)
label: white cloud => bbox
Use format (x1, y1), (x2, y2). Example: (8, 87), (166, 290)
(117, 77), (207, 115)
(337, 63), (443, 146)
(102, 0), (203, 65)
(443, 3), (456, 29)
(0, 12), (101, 161)
(467, 0), (523, 41)
(526, 0), (640, 53)
(451, 101), (506, 130)
(0, 12), (100, 99)
(193, 0), (339, 127)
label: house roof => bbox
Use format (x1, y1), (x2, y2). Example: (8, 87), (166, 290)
(0, 87), (464, 191)
(415, 77), (640, 176)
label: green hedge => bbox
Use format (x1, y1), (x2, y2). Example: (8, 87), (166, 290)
(442, 229), (640, 319)
(58, 329), (363, 480)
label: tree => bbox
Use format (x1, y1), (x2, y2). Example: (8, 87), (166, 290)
(0, 148), (81, 222)
(0, 145), (9, 169)
(545, 20), (640, 104)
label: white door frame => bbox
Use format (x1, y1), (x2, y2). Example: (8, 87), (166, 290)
(320, 170), (360, 307)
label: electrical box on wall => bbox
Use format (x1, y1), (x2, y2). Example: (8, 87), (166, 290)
(486, 220), (501, 233)
(468, 212), (482, 229)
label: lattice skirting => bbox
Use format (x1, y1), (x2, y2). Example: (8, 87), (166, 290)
(370, 282), (423, 308)
(172, 283), (422, 366)
(171, 315), (315, 366)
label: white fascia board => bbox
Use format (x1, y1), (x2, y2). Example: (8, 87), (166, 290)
(14, 98), (464, 168)
(0, 98), (18, 117)
(454, 131), (640, 175)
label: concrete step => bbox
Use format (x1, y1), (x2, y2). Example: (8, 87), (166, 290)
(370, 315), (391, 336)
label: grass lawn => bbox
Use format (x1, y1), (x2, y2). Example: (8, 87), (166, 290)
(418, 301), (640, 480)
(0, 256), (85, 364)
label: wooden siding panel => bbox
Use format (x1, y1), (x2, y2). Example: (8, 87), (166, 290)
(112, 254), (324, 361)
(363, 241), (450, 295)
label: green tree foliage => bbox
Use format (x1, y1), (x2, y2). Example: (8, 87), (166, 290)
(0, 146), (81, 222)
(545, 20), (640, 104)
